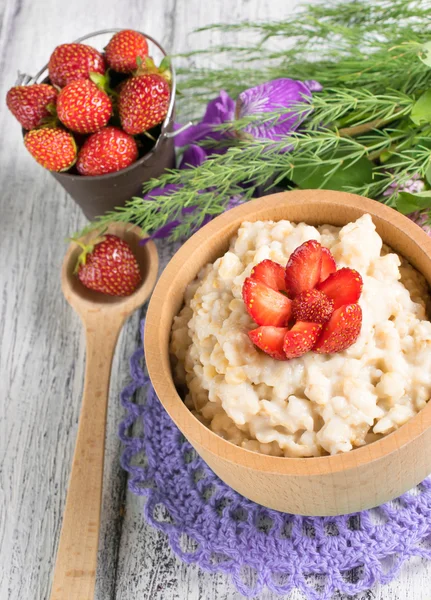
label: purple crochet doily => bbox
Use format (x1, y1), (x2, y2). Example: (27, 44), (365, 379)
(119, 320), (431, 600)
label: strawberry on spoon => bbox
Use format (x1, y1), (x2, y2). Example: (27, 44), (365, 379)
(242, 278), (292, 326)
(285, 240), (322, 297)
(317, 267), (363, 310)
(74, 234), (141, 297)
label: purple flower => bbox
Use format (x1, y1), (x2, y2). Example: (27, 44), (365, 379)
(236, 78), (319, 140)
(174, 90), (235, 148)
(383, 174), (425, 197)
(408, 211), (431, 237)
(179, 144), (207, 169)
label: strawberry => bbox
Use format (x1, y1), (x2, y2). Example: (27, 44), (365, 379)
(76, 127), (138, 176)
(313, 303), (362, 354)
(105, 29), (149, 73)
(57, 80), (112, 134)
(285, 240), (322, 297)
(317, 267), (363, 310)
(118, 73), (170, 134)
(242, 278), (292, 326)
(75, 234), (141, 296)
(250, 259), (286, 291)
(283, 321), (323, 359)
(292, 289), (334, 324)
(6, 84), (57, 130)
(48, 43), (106, 88)
(24, 127), (76, 171)
(320, 247), (337, 282)
(248, 326), (289, 361)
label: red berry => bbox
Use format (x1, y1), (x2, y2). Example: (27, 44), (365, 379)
(6, 84), (57, 130)
(57, 80), (112, 134)
(242, 278), (292, 327)
(292, 289), (334, 324)
(77, 127), (138, 176)
(313, 303), (362, 354)
(105, 29), (149, 73)
(119, 74), (170, 134)
(285, 240), (322, 297)
(76, 234), (141, 296)
(320, 247), (337, 282)
(48, 43), (106, 88)
(24, 127), (76, 172)
(248, 326), (289, 361)
(250, 259), (286, 291)
(283, 321), (323, 359)
(317, 267), (363, 310)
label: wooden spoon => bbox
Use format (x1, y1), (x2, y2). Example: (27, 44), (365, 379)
(50, 223), (158, 600)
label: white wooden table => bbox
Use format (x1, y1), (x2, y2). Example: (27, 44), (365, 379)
(1, 0), (430, 598)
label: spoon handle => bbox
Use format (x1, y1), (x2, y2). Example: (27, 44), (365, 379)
(49, 313), (124, 600)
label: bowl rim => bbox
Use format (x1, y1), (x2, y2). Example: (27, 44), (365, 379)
(145, 189), (431, 476)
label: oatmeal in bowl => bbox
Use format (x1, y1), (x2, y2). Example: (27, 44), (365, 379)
(171, 213), (431, 458)
(145, 190), (431, 515)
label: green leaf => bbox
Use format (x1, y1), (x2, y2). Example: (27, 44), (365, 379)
(396, 190), (431, 215)
(426, 162), (431, 186)
(411, 89), (431, 125)
(419, 41), (431, 68)
(291, 153), (373, 192)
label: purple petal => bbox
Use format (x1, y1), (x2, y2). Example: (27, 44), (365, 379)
(202, 90), (235, 124)
(145, 183), (180, 201)
(226, 195), (245, 210)
(180, 144), (207, 169)
(408, 210), (431, 236)
(174, 91), (235, 148)
(304, 80), (323, 92)
(236, 78), (315, 140)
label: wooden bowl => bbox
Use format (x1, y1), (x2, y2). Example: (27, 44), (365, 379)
(145, 190), (431, 516)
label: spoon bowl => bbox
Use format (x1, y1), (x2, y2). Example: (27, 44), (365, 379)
(51, 223), (158, 600)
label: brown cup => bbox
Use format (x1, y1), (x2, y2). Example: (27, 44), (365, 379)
(23, 29), (177, 221)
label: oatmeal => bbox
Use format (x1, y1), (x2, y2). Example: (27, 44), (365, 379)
(170, 214), (431, 457)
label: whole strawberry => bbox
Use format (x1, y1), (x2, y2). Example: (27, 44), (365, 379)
(76, 127), (138, 176)
(119, 73), (170, 134)
(24, 127), (76, 171)
(48, 43), (106, 88)
(105, 29), (149, 73)
(75, 234), (141, 296)
(57, 80), (112, 134)
(6, 83), (58, 130)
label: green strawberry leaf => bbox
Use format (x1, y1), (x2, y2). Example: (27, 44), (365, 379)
(418, 41), (431, 68)
(411, 89), (431, 126)
(396, 190), (431, 215)
(291, 152), (373, 191)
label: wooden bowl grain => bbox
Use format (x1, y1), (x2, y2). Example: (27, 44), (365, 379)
(145, 190), (431, 516)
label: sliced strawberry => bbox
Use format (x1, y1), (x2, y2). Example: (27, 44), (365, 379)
(313, 303), (362, 354)
(285, 240), (322, 297)
(242, 278), (292, 326)
(292, 289), (334, 324)
(320, 247), (337, 282)
(317, 267), (363, 310)
(283, 321), (323, 359)
(249, 326), (289, 360)
(250, 259), (286, 291)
